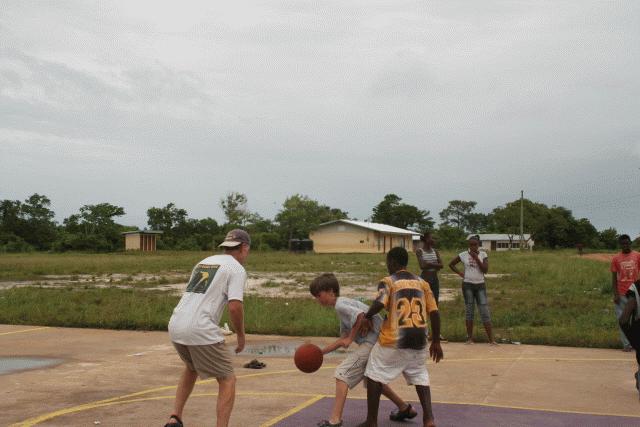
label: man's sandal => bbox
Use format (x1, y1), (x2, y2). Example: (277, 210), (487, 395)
(389, 403), (418, 421)
(164, 414), (183, 427)
(243, 359), (266, 369)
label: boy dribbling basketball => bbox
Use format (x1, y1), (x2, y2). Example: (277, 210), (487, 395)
(310, 273), (417, 427)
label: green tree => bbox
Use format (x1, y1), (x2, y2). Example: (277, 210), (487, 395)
(434, 225), (467, 249)
(147, 203), (189, 248)
(371, 194), (434, 232)
(58, 203), (126, 252)
(0, 194), (58, 251)
(573, 218), (599, 248)
(147, 203), (220, 250)
(491, 199), (548, 245)
(276, 194), (348, 244)
(178, 217), (220, 250)
(599, 227), (619, 250)
(467, 212), (492, 233)
(491, 199), (601, 248)
(220, 192), (250, 227)
(439, 200), (477, 231)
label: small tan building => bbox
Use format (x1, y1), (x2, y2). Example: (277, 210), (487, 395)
(309, 220), (420, 254)
(122, 230), (163, 251)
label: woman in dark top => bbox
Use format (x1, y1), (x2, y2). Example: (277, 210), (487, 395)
(415, 232), (443, 303)
(415, 232), (445, 342)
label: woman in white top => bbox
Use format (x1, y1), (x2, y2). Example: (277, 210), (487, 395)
(449, 235), (496, 345)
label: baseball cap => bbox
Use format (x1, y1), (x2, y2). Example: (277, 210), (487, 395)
(219, 229), (251, 248)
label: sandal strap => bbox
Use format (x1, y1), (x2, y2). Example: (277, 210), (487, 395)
(166, 414), (183, 426)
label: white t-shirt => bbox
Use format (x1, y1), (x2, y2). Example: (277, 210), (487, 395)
(335, 297), (382, 346)
(459, 250), (488, 284)
(169, 254), (247, 345)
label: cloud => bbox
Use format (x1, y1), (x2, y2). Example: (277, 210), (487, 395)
(0, 1), (638, 233)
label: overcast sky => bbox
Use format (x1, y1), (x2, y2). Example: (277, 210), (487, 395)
(1, 1), (639, 234)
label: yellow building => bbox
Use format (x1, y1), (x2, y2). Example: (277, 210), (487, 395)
(122, 230), (163, 251)
(309, 220), (419, 254)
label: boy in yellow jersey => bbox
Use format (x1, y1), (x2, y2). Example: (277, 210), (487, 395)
(358, 247), (443, 427)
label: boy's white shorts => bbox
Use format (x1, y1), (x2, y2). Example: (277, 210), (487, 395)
(364, 342), (430, 386)
(335, 342), (374, 389)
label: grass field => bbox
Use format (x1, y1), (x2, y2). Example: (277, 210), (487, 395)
(0, 250), (621, 348)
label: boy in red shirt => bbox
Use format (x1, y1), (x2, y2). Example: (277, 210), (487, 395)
(610, 234), (640, 351)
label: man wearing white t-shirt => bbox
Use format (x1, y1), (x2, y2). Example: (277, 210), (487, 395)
(164, 229), (250, 427)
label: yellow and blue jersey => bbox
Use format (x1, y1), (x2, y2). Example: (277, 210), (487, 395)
(375, 270), (438, 350)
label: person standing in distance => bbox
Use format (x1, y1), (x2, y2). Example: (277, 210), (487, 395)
(449, 235), (496, 345)
(611, 234), (640, 352)
(164, 229), (251, 427)
(416, 232), (445, 342)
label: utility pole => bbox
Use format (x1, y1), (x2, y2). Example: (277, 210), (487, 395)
(520, 190), (524, 250)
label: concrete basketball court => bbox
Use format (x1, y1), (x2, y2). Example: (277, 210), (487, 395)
(3, 324), (640, 426)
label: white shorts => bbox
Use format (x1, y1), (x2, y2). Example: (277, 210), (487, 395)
(364, 342), (430, 386)
(334, 342), (373, 389)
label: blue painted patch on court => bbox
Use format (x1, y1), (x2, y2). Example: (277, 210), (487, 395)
(0, 357), (62, 375)
(273, 397), (640, 427)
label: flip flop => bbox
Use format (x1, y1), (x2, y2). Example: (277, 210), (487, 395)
(164, 414), (183, 427)
(389, 403), (418, 421)
(243, 359), (266, 369)
(317, 420), (342, 427)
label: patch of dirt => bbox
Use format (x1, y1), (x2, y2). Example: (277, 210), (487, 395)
(0, 271), (460, 301)
(579, 253), (614, 262)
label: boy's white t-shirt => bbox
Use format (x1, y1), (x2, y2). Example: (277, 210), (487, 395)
(335, 297), (382, 346)
(169, 254), (247, 345)
(459, 250), (488, 284)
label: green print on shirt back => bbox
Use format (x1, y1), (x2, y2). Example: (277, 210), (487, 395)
(186, 265), (219, 294)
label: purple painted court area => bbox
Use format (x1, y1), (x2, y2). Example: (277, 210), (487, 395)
(274, 398), (640, 427)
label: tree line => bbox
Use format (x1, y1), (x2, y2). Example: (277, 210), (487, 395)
(0, 192), (622, 252)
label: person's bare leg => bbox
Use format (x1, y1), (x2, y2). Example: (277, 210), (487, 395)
(357, 378), (383, 427)
(416, 385), (435, 427)
(167, 366), (198, 424)
(381, 384), (413, 412)
(483, 322), (497, 344)
(328, 379), (349, 424)
(216, 375), (237, 427)
(465, 320), (474, 343)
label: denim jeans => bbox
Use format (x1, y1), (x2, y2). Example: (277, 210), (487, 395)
(421, 271), (440, 304)
(462, 282), (491, 323)
(615, 294), (631, 348)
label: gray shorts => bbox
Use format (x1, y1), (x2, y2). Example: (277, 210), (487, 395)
(334, 342), (373, 389)
(173, 341), (234, 380)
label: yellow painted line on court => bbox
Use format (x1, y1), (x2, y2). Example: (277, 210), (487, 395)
(441, 356), (632, 363)
(12, 378), (640, 426)
(10, 354), (637, 426)
(0, 327), (48, 336)
(429, 399), (640, 419)
(259, 394), (325, 427)
(11, 392), (332, 427)
(11, 367), (337, 427)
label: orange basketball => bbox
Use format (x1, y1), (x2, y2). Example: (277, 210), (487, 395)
(294, 343), (323, 373)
